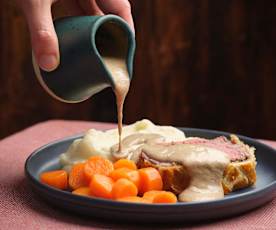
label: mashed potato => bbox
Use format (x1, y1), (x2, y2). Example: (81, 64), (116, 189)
(59, 119), (185, 171)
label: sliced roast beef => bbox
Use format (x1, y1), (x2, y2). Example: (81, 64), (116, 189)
(177, 136), (250, 162)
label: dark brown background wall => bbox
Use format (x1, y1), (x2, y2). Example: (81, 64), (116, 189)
(1, 0), (276, 140)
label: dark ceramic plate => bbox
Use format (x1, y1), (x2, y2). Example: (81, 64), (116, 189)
(25, 128), (276, 223)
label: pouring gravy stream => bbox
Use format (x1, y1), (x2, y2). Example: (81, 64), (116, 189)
(103, 57), (130, 152)
(103, 57), (230, 202)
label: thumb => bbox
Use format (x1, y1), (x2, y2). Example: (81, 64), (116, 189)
(24, 1), (59, 72)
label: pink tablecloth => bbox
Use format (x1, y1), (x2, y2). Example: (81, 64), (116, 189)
(0, 120), (275, 230)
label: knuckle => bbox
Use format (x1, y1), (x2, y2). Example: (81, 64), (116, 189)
(121, 0), (131, 11)
(35, 30), (53, 42)
(32, 30), (57, 52)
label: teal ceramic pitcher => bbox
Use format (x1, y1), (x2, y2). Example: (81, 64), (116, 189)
(33, 15), (136, 103)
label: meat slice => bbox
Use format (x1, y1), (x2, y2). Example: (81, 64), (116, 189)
(137, 135), (256, 196)
(180, 136), (250, 162)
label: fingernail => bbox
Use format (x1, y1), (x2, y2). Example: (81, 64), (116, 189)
(38, 54), (58, 72)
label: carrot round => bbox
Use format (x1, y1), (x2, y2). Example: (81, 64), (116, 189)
(143, 190), (177, 203)
(72, 187), (92, 197)
(113, 159), (137, 170)
(152, 191), (177, 204)
(138, 167), (163, 194)
(69, 163), (89, 190)
(89, 174), (114, 199)
(40, 170), (68, 190)
(109, 168), (140, 190)
(143, 190), (162, 202)
(84, 156), (114, 181)
(112, 178), (138, 199)
(117, 196), (151, 203)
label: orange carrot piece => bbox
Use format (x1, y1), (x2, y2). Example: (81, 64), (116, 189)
(113, 159), (137, 170)
(152, 191), (177, 204)
(84, 156), (114, 181)
(69, 163), (89, 190)
(112, 178), (138, 199)
(72, 187), (92, 197)
(40, 170), (68, 190)
(138, 167), (163, 194)
(143, 190), (162, 202)
(89, 174), (114, 199)
(109, 167), (131, 181)
(143, 190), (177, 203)
(109, 168), (140, 190)
(117, 196), (151, 203)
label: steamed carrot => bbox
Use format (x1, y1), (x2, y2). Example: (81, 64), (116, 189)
(112, 178), (138, 199)
(116, 196), (151, 203)
(40, 170), (68, 190)
(109, 168), (140, 190)
(89, 174), (114, 199)
(142, 190), (162, 202)
(72, 187), (92, 197)
(138, 167), (163, 194)
(143, 191), (177, 203)
(109, 167), (132, 181)
(152, 191), (177, 203)
(113, 159), (137, 170)
(84, 156), (114, 181)
(69, 163), (89, 190)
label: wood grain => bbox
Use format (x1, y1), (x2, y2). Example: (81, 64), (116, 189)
(0, 0), (276, 139)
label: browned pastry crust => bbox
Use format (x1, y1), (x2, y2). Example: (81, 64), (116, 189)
(137, 135), (256, 195)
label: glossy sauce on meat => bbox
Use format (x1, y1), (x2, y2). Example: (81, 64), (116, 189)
(142, 143), (229, 201)
(111, 133), (230, 202)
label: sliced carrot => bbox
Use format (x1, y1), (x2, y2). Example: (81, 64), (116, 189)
(117, 196), (151, 203)
(143, 190), (177, 203)
(69, 163), (89, 190)
(109, 167), (131, 181)
(112, 178), (138, 199)
(72, 187), (92, 197)
(143, 190), (162, 202)
(89, 174), (114, 199)
(113, 159), (137, 170)
(84, 156), (114, 181)
(40, 170), (68, 190)
(138, 167), (163, 194)
(152, 191), (177, 204)
(109, 168), (140, 190)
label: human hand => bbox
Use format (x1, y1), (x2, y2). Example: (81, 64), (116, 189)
(17, 0), (134, 72)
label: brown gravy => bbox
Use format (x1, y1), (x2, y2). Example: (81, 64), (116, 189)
(111, 133), (165, 162)
(102, 57), (130, 152)
(111, 133), (230, 202)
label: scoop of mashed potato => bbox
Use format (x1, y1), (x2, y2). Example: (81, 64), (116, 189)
(59, 119), (185, 171)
